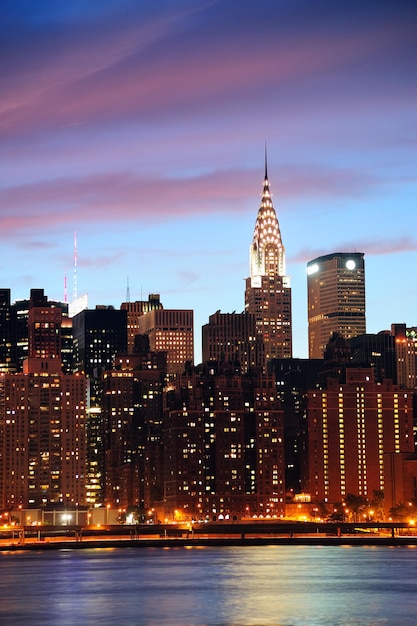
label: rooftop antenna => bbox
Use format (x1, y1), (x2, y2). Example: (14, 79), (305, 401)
(73, 230), (77, 302)
(264, 141), (268, 180)
(126, 276), (131, 303)
(64, 273), (67, 303)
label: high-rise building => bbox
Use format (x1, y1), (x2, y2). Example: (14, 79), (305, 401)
(348, 331), (397, 384)
(72, 306), (128, 506)
(0, 289), (16, 373)
(103, 335), (166, 510)
(245, 160), (292, 365)
(202, 310), (264, 373)
(121, 294), (163, 353)
(72, 306), (127, 377)
(391, 324), (417, 390)
(0, 291), (86, 509)
(307, 367), (413, 504)
(25, 288), (62, 367)
(12, 290), (71, 373)
(268, 357), (325, 495)
(307, 252), (366, 359)
(163, 364), (285, 520)
(137, 309), (193, 376)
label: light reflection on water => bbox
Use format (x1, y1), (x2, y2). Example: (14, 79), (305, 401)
(0, 545), (417, 625)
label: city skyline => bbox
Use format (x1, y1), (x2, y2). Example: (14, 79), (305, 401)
(1, 0), (416, 363)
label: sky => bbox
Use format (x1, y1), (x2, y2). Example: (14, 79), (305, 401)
(1, 0), (416, 363)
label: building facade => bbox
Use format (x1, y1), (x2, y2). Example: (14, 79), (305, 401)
(0, 289), (16, 373)
(307, 368), (413, 504)
(391, 324), (417, 390)
(136, 309), (193, 376)
(162, 364), (285, 520)
(307, 252), (366, 359)
(102, 336), (166, 510)
(0, 291), (86, 509)
(72, 306), (128, 507)
(72, 306), (127, 377)
(1, 288), (72, 374)
(121, 294), (163, 353)
(348, 331), (397, 384)
(202, 310), (264, 373)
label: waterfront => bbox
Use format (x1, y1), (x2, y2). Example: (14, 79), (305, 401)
(0, 545), (416, 625)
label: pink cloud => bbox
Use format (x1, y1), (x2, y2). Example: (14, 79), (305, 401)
(290, 237), (417, 264)
(1, 154), (399, 244)
(1, 3), (412, 140)
(0, 163), (386, 239)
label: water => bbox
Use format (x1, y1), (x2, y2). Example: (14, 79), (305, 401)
(0, 545), (417, 625)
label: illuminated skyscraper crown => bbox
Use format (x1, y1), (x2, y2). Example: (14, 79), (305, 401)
(250, 156), (285, 279)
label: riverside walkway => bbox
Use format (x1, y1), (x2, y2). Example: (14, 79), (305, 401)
(1, 521), (416, 551)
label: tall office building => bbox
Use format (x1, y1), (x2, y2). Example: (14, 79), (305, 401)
(307, 368), (413, 504)
(72, 306), (128, 506)
(8, 290), (72, 374)
(348, 331), (397, 384)
(202, 311), (264, 373)
(0, 291), (86, 509)
(0, 289), (16, 373)
(163, 364), (285, 520)
(72, 306), (127, 377)
(307, 252), (366, 359)
(268, 357), (325, 494)
(103, 336), (166, 510)
(391, 324), (417, 390)
(137, 309), (193, 376)
(245, 160), (292, 365)
(121, 294), (163, 353)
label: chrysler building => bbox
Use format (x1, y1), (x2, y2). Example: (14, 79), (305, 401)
(245, 157), (292, 364)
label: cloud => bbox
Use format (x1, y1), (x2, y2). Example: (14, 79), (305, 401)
(1, 0), (414, 140)
(0, 161), (389, 239)
(290, 237), (417, 264)
(177, 270), (200, 284)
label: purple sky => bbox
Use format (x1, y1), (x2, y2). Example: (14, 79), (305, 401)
(1, 0), (416, 361)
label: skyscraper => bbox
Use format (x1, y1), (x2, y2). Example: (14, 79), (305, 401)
(0, 289), (16, 373)
(72, 306), (128, 506)
(307, 252), (366, 359)
(245, 158), (292, 365)
(72, 306), (128, 377)
(137, 309), (193, 376)
(163, 364), (285, 520)
(307, 367), (413, 503)
(391, 324), (417, 390)
(121, 294), (163, 353)
(0, 291), (86, 509)
(103, 336), (166, 510)
(202, 310), (264, 373)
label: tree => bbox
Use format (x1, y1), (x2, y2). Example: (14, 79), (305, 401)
(370, 490), (384, 521)
(389, 500), (417, 522)
(344, 494), (368, 522)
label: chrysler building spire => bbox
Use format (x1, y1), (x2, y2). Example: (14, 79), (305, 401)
(250, 152), (286, 280)
(245, 155), (292, 363)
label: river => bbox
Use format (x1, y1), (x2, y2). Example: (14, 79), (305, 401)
(1, 544), (416, 625)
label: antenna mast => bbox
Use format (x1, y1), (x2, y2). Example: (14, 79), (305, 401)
(73, 230), (77, 302)
(126, 276), (131, 303)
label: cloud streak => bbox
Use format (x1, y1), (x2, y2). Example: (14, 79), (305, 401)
(290, 237), (417, 265)
(1, 0), (415, 140)
(0, 162), (392, 238)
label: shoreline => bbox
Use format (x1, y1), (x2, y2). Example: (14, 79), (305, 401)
(2, 534), (417, 552)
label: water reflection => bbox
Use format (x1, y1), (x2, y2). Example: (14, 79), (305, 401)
(0, 545), (416, 625)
